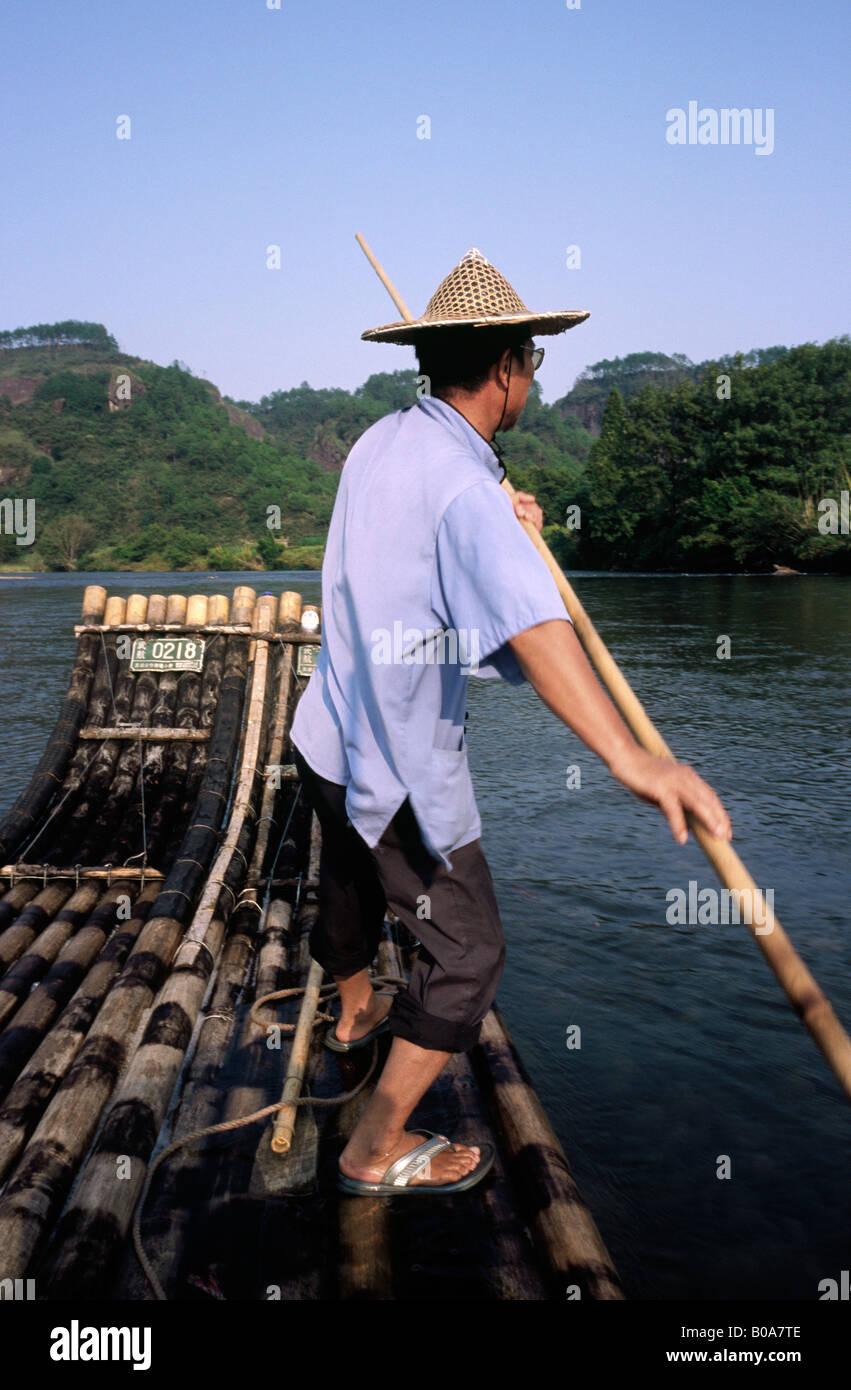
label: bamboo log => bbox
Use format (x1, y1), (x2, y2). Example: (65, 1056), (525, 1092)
(185, 594), (208, 627)
(144, 667), (205, 870)
(77, 727), (210, 742)
(0, 882), (103, 1029)
(44, 634), (141, 865)
(428, 1049), (551, 1299)
(207, 594), (229, 625)
(146, 594), (168, 625)
(165, 594), (187, 624)
(103, 596), (126, 627)
(61, 662), (155, 868)
(0, 866), (164, 883)
(231, 586), (256, 626)
(278, 590), (303, 628)
(0, 883), (40, 932)
(336, 925), (400, 1301)
(0, 630), (99, 864)
(270, 954), (323, 1152)
(253, 593), (277, 633)
(125, 594), (148, 626)
(248, 629), (301, 888)
(0, 886), (74, 974)
(113, 893), (263, 1298)
(471, 1007), (624, 1299)
(81, 585), (107, 625)
(0, 886), (158, 1176)
(73, 624), (321, 641)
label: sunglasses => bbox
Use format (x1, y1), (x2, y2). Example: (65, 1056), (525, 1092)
(521, 344), (545, 372)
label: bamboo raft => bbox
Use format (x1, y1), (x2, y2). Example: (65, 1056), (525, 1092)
(0, 585), (623, 1301)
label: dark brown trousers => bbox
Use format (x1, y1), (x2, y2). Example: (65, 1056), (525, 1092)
(292, 747), (506, 1053)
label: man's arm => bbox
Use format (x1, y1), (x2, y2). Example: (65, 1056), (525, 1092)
(508, 619), (732, 846)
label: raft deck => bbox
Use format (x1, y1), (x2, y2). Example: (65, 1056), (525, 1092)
(0, 585), (623, 1301)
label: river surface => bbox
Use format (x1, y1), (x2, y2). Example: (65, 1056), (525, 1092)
(0, 570), (848, 1301)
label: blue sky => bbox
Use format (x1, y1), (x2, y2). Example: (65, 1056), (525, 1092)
(1, 0), (848, 404)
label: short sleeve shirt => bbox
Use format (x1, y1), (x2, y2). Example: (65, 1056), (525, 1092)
(290, 394), (571, 867)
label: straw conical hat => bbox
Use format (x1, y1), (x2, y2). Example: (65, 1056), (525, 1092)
(361, 247), (589, 344)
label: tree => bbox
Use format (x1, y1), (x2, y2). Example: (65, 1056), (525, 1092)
(38, 515), (95, 570)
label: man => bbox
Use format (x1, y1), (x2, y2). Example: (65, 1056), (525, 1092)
(290, 248), (731, 1195)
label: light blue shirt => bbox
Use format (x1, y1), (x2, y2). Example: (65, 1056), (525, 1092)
(290, 394), (572, 868)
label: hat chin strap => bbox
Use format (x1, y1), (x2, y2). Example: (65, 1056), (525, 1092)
(494, 352), (512, 434)
(489, 353), (512, 477)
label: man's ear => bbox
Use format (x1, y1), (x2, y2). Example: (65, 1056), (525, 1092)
(494, 348), (513, 390)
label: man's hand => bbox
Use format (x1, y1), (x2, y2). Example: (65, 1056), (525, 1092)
(512, 491), (543, 532)
(508, 619), (733, 845)
(606, 744), (732, 846)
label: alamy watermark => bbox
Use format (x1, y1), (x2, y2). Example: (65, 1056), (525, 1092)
(0, 498), (35, 546)
(666, 102), (774, 156)
(817, 491), (850, 534)
(666, 880), (774, 933)
(371, 622), (480, 673)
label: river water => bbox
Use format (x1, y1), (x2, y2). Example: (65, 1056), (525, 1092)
(0, 570), (848, 1301)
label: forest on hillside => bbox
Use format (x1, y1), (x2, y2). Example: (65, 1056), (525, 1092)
(0, 322), (848, 573)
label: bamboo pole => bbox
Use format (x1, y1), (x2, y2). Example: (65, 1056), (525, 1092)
(73, 624), (321, 641)
(77, 727), (210, 742)
(355, 232), (414, 323)
(355, 232), (851, 1102)
(270, 956), (324, 1153)
(269, 812), (323, 1154)
(0, 865), (165, 882)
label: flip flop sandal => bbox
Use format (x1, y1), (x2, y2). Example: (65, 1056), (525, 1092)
(323, 1014), (391, 1053)
(337, 1129), (495, 1196)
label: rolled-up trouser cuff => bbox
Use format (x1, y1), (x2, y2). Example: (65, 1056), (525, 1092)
(387, 984), (482, 1053)
(308, 926), (374, 981)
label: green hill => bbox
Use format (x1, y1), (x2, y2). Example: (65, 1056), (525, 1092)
(0, 321), (848, 573)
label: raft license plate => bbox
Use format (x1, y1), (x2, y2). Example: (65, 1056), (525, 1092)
(130, 637), (206, 673)
(297, 644), (320, 677)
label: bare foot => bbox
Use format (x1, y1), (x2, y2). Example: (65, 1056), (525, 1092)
(333, 990), (394, 1044)
(339, 1130), (482, 1187)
